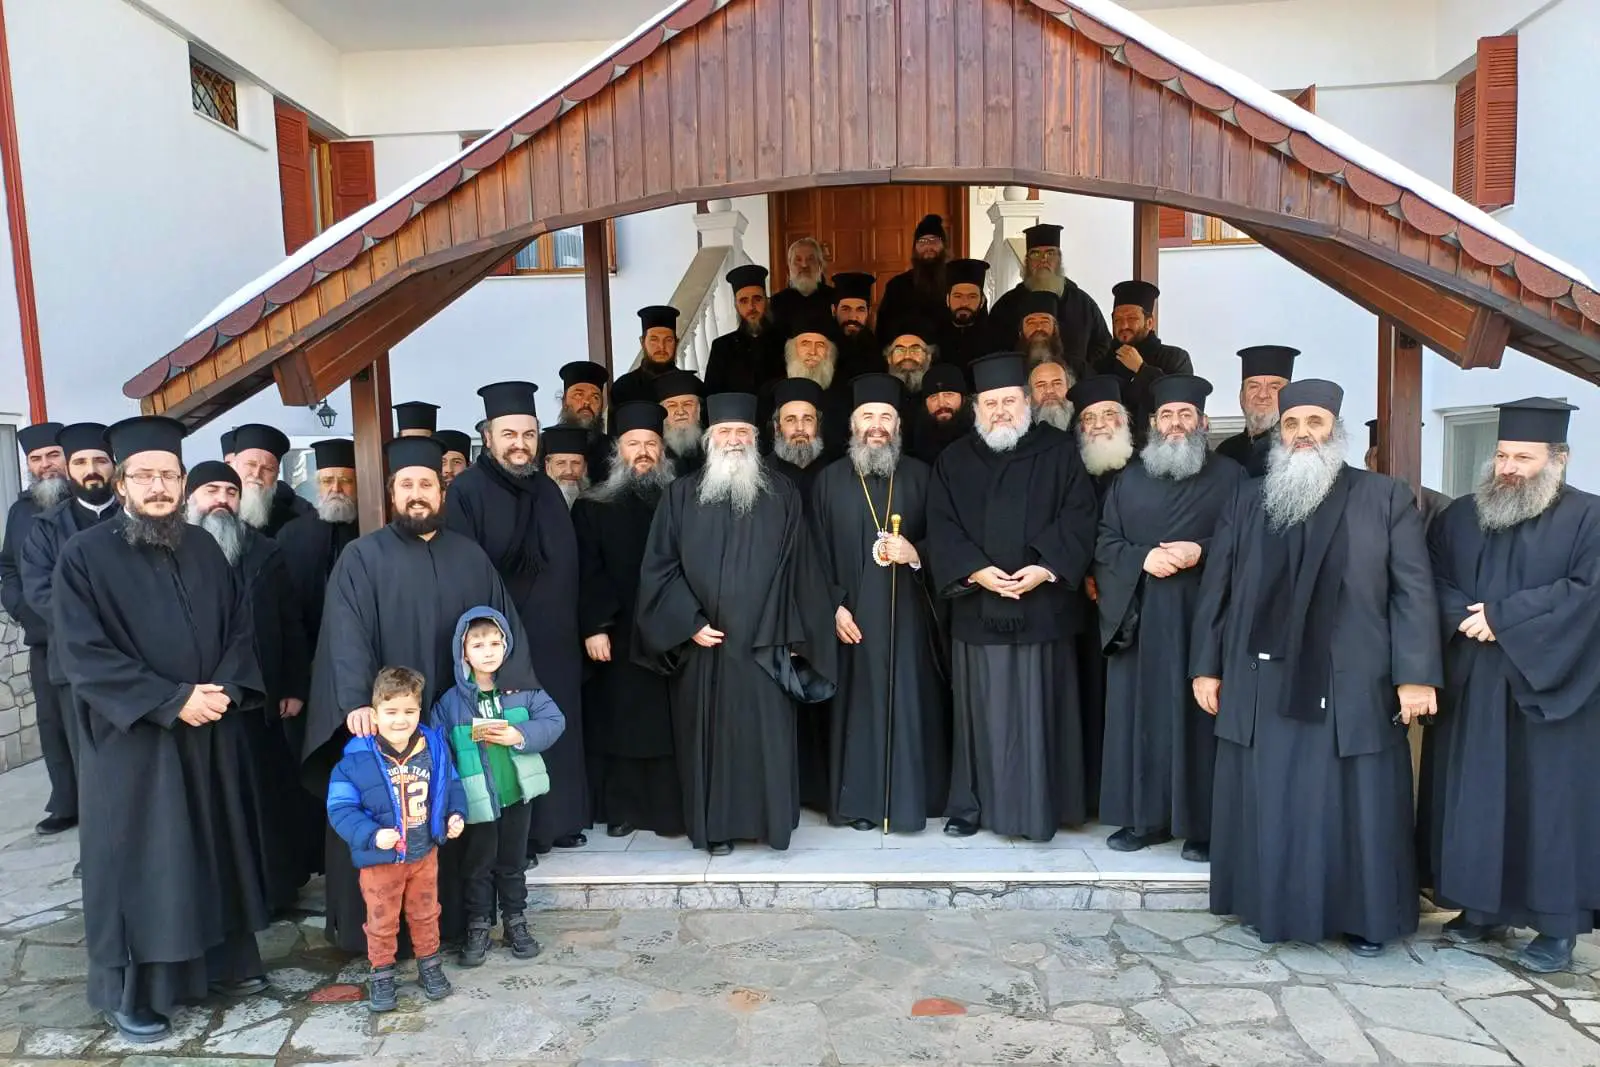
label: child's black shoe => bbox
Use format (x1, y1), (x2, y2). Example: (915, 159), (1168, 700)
(504, 912), (542, 960)
(460, 919), (492, 967)
(417, 953), (453, 1000)
(367, 965), (398, 1013)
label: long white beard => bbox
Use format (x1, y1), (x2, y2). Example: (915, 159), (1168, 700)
(698, 440), (768, 515)
(1079, 424), (1135, 476)
(28, 475), (69, 509)
(1263, 422), (1349, 530)
(773, 433), (825, 469)
(238, 482), (273, 529)
(849, 433), (901, 479)
(978, 408), (1033, 453)
(889, 365), (927, 393)
(786, 355), (835, 391)
(1035, 399), (1075, 432)
(558, 478), (590, 509)
(1024, 268), (1065, 296)
(790, 272), (821, 297)
(186, 502), (245, 566)
(1142, 428), (1209, 481)
(1474, 458), (1564, 531)
(584, 447), (676, 503)
(1244, 409), (1278, 437)
(665, 424), (703, 458)
(317, 492), (357, 524)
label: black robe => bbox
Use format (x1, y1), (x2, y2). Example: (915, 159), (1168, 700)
(704, 327), (784, 396)
(21, 498), (120, 686)
(263, 481), (313, 538)
(935, 314), (1004, 372)
(54, 516), (269, 1014)
(612, 360), (684, 407)
(990, 280), (1113, 370)
(810, 455), (949, 831)
(768, 455), (825, 508)
(906, 403), (973, 467)
(1191, 468), (1441, 945)
(1, 494), (46, 646)
(769, 282), (837, 335)
(302, 523), (536, 954)
(572, 486), (684, 836)
(1094, 455), (1242, 839)
(927, 424), (1099, 836)
(877, 270), (950, 344)
(1215, 429), (1273, 479)
(1093, 334), (1193, 440)
(445, 455), (586, 847)
(1422, 490), (1600, 937)
(836, 327), (881, 384)
(634, 466), (837, 850)
(274, 513), (358, 653)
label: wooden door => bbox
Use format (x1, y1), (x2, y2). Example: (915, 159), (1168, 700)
(770, 184), (968, 305)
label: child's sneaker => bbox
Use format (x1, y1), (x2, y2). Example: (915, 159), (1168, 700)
(460, 919), (492, 967)
(503, 912), (542, 960)
(367, 965), (398, 1013)
(417, 953), (453, 1001)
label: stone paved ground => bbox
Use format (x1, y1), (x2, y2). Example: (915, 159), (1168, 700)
(4, 764), (1600, 1065)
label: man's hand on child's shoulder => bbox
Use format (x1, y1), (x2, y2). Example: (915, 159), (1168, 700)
(446, 814), (464, 839)
(374, 828), (401, 850)
(345, 706), (375, 737)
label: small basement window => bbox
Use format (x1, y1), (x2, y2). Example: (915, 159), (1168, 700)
(191, 56), (239, 130)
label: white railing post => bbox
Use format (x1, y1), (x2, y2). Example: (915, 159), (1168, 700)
(985, 186), (1041, 303)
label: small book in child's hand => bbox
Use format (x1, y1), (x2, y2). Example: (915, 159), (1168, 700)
(470, 717), (500, 741)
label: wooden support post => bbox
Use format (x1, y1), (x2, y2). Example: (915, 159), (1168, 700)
(349, 354), (393, 535)
(1132, 202), (1160, 285)
(1376, 316), (1424, 498)
(583, 220), (613, 376)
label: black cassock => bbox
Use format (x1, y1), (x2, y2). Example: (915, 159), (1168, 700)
(302, 523), (535, 954)
(704, 328), (784, 396)
(767, 454), (828, 812)
(1191, 468), (1441, 945)
(274, 513), (358, 652)
(572, 486), (685, 837)
(1215, 429), (1272, 479)
(445, 455), (587, 848)
(634, 468), (837, 850)
(934, 315), (1004, 373)
(989, 280), (1113, 370)
(54, 517), (270, 1016)
(810, 455), (950, 831)
(1093, 335), (1193, 442)
(906, 403), (973, 467)
(612, 361), (681, 407)
(1422, 489), (1600, 937)
(1094, 454), (1242, 840)
(769, 283), (837, 336)
(926, 424), (1098, 840)
(877, 271), (950, 344)
(262, 481), (313, 538)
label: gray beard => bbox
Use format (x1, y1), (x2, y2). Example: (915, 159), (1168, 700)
(1262, 423), (1349, 530)
(238, 482), (273, 529)
(495, 453), (539, 479)
(1244, 409), (1279, 437)
(28, 475), (69, 509)
(559, 409), (599, 431)
(1474, 460), (1564, 531)
(122, 505), (185, 551)
(786, 356), (835, 391)
(187, 503), (245, 566)
(557, 478), (590, 509)
(740, 315), (769, 338)
(698, 441), (768, 516)
(317, 492), (357, 524)
(773, 433), (825, 469)
(790, 273), (821, 297)
(1026, 336), (1064, 367)
(889, 365), (927, 393)
(1079, 425), (1135, 476)
(1141, 428), (1209, 482)
(584, 449), (676, 503)
(1035, 399), (1075, 432)
(1024, 269), (1065, 296)
(665, 424), (703, 458)
(849, 434), (901, 479)
(978, 408), (1033, 453)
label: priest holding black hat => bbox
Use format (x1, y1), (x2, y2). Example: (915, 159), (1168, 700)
(705, 263), (784, 396)
(1215, 345), (1298, 478)
(989, 223), (1113, 371)
(445, 381), (588, 855)
(1192, 378), (1440, 957)
(1099, 280), (1193, 436)
(878, 214), (952, 343)
(275, 438), (360, 654)
(613, 305), (684, 406)
(634, 392), (839, 855)
(54, 416), (274, 1041)
(1423, 398), (1600, 975)
(927, 353), (1100, 841)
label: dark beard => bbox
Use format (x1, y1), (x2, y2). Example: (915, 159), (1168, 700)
(29, 475), (69, 509)
(739, 315), (770, 338)
(496, 454), (538, 479)
(558, 409), (598, 431)
(911, 254), (947, 299)
(393, 510), (445, 537)
(122, 507), (185, 551)
(72, 481), (113, 507)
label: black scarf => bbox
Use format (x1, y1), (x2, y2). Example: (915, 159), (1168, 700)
(1247, 468), (1349, 722)
(474, 452), (548, 596)
(976, 427), (1052, 634)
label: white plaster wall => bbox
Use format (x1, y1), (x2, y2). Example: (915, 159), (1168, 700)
(1432, 0), (1562, 74)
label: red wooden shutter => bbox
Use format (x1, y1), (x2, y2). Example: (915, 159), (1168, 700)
(327, 141), (375, 223)
(1474, 35), (1518, 210)
(274, 100), (315, 254)
(1452, 73), (1477, 204)
(1158, 206), (1190, 248)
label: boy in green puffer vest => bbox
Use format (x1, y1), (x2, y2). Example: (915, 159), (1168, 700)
(430, 606), (565, 966)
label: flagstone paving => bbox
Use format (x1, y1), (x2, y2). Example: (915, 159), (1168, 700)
(3, 762), (1600, 1065)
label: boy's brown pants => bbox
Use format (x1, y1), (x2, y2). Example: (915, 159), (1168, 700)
(358, 849), (440, 967)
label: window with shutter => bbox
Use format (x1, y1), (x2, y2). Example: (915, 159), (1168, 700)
(1452, 36), (1517, 212)
(274, 101), (315, 254)
(327, 141), (376, 224)
(1158, 206), (1190, 248)
(1453, 75), (1478, 204)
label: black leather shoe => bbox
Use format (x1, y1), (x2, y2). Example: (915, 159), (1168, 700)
(1106, 827), (1173, 852)
(105, 1007), (170, 1043)
(606, 823), (635, 838)
(850, 819), (876, 832)
(943, 818), (979, 837)
(1181, 839), (1210, 863)
(1443, 913), (1507, 944)
(553, 833), (587, 848)
(1514, 934), (1576, 974)
(1344, 934), (1385, 958)
(209, 976), (269, 997)
(35, 815), (76, 835)
(708, 841), (734, 857)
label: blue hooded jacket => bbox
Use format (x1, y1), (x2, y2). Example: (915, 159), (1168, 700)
(430, 605), (565, 823)
(327, 724), (466, 868)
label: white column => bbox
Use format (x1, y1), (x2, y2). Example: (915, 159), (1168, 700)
(985, 191), (1043, 302)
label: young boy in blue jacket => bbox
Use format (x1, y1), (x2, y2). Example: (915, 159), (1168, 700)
(431, 607), (565, 966)
(328, 666), (466, 1012)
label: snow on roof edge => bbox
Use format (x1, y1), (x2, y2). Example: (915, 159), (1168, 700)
(1070, 0), (1592, 288)
(182, 0), (692, 342)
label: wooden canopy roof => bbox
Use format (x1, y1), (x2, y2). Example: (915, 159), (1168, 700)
(127, 0), (1600, 425)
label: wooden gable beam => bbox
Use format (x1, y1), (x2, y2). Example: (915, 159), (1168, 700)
(1460, 306), (1511, 370)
